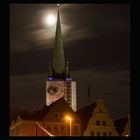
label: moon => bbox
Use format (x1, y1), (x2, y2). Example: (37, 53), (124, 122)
(44, 14), (56, 26)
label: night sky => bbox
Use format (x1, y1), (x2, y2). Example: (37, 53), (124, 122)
(10, 4), (130, 119)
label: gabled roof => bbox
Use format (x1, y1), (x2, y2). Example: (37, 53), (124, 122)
(19, 98), (65, 121)
(10, 120), (16, 128)
(76, 102), (97, 133)
(114, 116), (128, 136)
(12, 97), (80, 123)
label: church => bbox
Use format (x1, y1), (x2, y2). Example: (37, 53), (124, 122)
(10, 5), (128, 137)
(10, 5), (79, 136)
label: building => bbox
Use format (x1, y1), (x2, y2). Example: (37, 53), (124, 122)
(114, 114), (130, 137)
(10, 4), (129, 137)
(46, 5), (77, 111)
(76, 99), (119, 136)
(10, 97), (81, 136)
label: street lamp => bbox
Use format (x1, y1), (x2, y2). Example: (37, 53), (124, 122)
(65, 116), (72, 136)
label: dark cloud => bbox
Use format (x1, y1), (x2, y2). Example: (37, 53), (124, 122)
(10, 69), (130, 119)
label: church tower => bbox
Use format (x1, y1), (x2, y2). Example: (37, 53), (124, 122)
(46, 5), (77, 111)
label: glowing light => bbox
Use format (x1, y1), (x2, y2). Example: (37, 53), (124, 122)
(65, 115), (72, 136)
(57, 4), (60, 7)
(44, 14), (56, 26)
(48, 77), (53, 81)
(65, 77), (72, 81)
(66, 116), (71, 121)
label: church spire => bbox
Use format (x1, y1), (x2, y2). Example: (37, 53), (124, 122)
(52, 4), (65, 75)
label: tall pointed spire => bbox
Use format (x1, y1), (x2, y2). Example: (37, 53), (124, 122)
(52, 4), (65, 75)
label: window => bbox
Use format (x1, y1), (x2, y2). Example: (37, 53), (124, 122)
(103, 132), (107, 136)
(96, 120), (100, 125)
(46, 125), (52, 133)
(54, 112), (59, 118)
(103, 121), (106, 126)
(90, 131), (94, 136)
(59, 113), (62, 119)
(97, 132), (100, 136)
(54, 112), (63, 120)
(109, 132), (112, 136)
(74, 126), (79, 135)
(66, 126), (70, 135)
(53, 125), (59, 135)
(16, 124), (22, 135)
(10, 128), (15, 136)
(100, 108), (102, 113)
(60, 125), (66, 135)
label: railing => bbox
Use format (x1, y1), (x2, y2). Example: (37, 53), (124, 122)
(36, 122), (54, 136)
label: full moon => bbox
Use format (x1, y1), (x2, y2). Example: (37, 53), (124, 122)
(44, 14), (56, 26)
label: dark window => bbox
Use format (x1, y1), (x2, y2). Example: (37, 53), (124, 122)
(74, 126), (79, 135)
(66, 126), (70, 135)
(103, 132), (107, 136)
(54, 112), (59, 118)
(96, 120), (100, 125)
(109, 132), (112, 136)
(97, 132), (100, 136)
(100, 108), (102, 113)
(103, 121), (106, 126)
(16, 124), (22, 135)
(53, 125), (59, 135)
(46, 125), (52, 133)
(59, 113), (62, 119)
(60, 125), (66, 135)
(90, 131), (94, 136)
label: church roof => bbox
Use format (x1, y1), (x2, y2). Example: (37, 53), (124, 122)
(52, 5), (65, 74)
(76, 102), (97, 133)
(18, 98), (64, 121)
(13, 97), (80, 123)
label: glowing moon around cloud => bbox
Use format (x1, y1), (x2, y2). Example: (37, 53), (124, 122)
(44, 14), (56, 26)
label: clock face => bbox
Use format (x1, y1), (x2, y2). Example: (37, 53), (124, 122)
(46, 81), (66, 105)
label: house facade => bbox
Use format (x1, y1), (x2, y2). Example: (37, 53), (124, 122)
(77, 99), (119, 136)
(10, 98), (81, 136)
